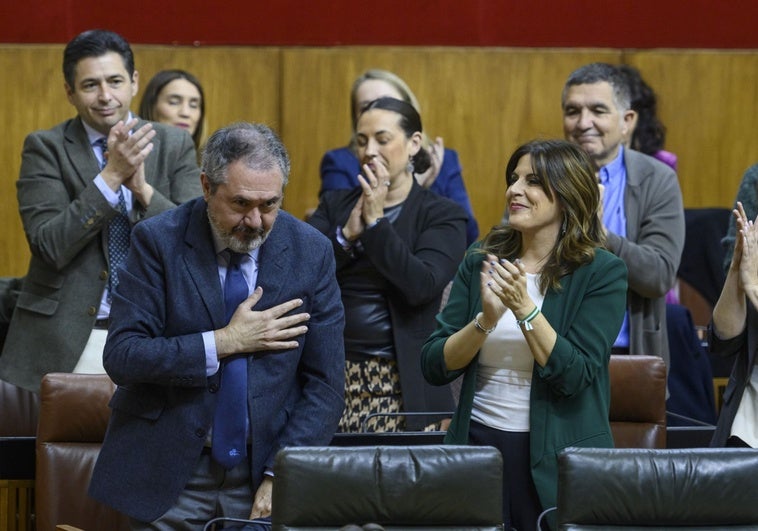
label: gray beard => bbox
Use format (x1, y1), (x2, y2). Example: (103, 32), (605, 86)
(207, 208), (270, 253)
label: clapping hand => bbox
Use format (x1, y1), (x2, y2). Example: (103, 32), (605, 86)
(415, 137), (445, 188)
(102, 119), (155, 189)
(343, 162), (391, 240)
(736, 202), (758, 307)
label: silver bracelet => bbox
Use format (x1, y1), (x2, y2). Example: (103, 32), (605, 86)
(473, 313), (496, 334)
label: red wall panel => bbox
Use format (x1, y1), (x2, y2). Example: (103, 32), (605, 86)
(3, 0), (757, 48)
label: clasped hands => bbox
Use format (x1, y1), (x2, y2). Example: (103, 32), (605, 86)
(101, 118), (156, 207)
(478, 253), (535, 328)
(214, 286), (310, 360)
(342, 161), (391, 241)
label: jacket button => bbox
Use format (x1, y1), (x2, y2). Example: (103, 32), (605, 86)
(99, 270), (108, 280)
(87, 306), (97, 316)
(209, 384), (219, 393)
(195, 428), (206, 438)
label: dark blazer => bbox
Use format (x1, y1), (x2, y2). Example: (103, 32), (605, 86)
(0, 117), (201, 392)
(709, 304), (758, 447)
(421, 245), (628, 512)
(320, 146), (479, 245)
(88, 198), (345, 522)
(309, 181), (467, 426)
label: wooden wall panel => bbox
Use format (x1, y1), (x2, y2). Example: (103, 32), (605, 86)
(0, 46), (71, 276)
(625, 50), (758, 208)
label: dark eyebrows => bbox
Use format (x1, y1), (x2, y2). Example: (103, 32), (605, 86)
(563, 100), (612, 113)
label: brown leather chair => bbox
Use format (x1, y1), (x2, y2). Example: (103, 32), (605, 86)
(609, 355), (667, 448)
(35, 373), (129, 531)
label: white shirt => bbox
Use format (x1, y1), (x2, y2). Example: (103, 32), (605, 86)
(471, 273), (544, 432)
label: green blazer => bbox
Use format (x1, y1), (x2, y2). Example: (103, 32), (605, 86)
(421, 245), (627, 511)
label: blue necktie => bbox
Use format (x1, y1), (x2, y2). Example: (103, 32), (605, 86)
(95, 137), (131, 301)
(212, 250), (250, 469)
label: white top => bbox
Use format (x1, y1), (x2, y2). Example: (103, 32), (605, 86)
(731, 361), (758, 447)
(471, 273), (544, 432)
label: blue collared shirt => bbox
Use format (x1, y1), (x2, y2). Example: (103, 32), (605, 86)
(599, 145), (629, 348)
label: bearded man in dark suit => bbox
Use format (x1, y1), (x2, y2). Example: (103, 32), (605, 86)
(89, 122), (345, 528)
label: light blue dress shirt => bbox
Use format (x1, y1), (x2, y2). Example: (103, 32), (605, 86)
(599, 145), (629, 348)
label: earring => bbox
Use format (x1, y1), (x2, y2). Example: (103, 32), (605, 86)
(561, 217), (567, 237)
(407, 156), (414, 174)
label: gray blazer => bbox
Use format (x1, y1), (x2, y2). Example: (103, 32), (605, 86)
(0, 116), (201, 392)
(604, 148), (685, 367)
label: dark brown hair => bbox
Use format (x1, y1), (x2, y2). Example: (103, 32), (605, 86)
(482, 139), (605, 292)
(139, 69), (205, 149)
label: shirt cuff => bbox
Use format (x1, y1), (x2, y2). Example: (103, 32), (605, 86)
(94, 174), (120, 207)
(202, 331), (220, 376)
(336, 225), (353, 250)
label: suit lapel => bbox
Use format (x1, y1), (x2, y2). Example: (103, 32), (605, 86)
(63, 118), (101, 191)
(184, 199), (226, 329)
(255, 215), (288, 309)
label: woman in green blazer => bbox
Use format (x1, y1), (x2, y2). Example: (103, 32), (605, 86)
(421, 139), (628, 531)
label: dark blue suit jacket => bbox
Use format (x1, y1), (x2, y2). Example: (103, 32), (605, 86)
(89, 197), (345, 522)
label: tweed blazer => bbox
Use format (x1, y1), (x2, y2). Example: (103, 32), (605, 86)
(0, 116), (201, 392)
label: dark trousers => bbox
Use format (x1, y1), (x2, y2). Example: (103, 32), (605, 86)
(469, 420), (542, 531)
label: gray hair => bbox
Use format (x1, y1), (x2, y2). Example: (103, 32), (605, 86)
(561, 62), (632, 112)
(201, 122), (290, 190)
